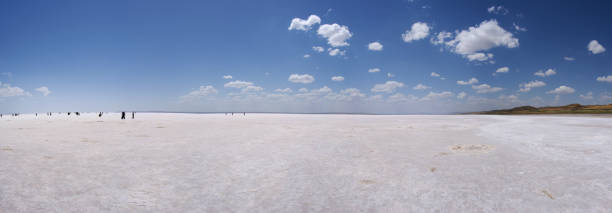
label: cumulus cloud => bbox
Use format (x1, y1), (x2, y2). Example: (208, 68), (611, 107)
(224, 80), (253, 88)
(0, 82), (30, 97)
(457, 78), (479, 85)
(368, 42), (383, 51)
(579, 92), (593, 100)
(241, 85), (263, 93)
(402, 22), (430, 42)
(312, 46), (325, 52)
(588, 40), (606, 54)
(317, 23), (353, 47)
(519, 80), (546, 92)
(430, 72), (441, 77)
(371, 81), (404, 93)
(368, 68), (381, 73)
(446, 20), (518, 57)
(288, 74), (315, 84)
(547, 85), (575, 94)
(223, 75), (233, 79)
(421, 91), (453, 101)
(35, 86), (51, 96)
(274, 88), (293, 93)
(298, 88), (308, 93)
(387, 73), (395, 78)
(331, 76), (344, 82)
(496, 67), (509, 73)
(303, 54), (311, 58)
(181, 85), (218, 100)
(457, 92), (467, 99)
(430, 31), (452, 45)
(534, 69), (556, 77)
(467, 53), (494, 62)
(596, 75), (612, 83)
(413, 83), (431, 90)
(487, 6), (509, 15)
(472, 84), (503, 93)
(288, 15), (321, 31)
(563, 56), (575, 61)
(328, 48), (346, 56)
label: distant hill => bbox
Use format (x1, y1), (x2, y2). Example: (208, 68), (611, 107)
(468, 104), (612, 115)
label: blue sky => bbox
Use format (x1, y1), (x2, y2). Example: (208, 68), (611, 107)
(1, 0), (610, 114)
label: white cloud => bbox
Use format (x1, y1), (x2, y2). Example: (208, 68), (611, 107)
(421, 91), (453, 101)
(457, 78), (479, 85)
(588, 40), (606, 54)
(328, 48), (346, 56)
(331, 76), (344, 82)
(596, 75), (612, 83)
(563, 56), (575, 61)
(387, 73), (395, 78)
(338, 88), (364, 99)
(495, 66), (509, 73)
(368, 68), (381, 73)
(472, 84), (503, 93)
(446, 20), (518, 56)
(224, 80), (253, 88)
(274, 88), (293, 93)
(368, 42), (383, 51)
(430, 31), (452, 45)
(466, 53), (494, 61)
(547, 85), (575, 94)
(35, 86), (51, 96)
(387, 93), (418, 103)
(303, 54), (311, 58)
(534, 69), (556, 77)
(317, 23), (353, 47)
(413, 83), (431, 90)
(288, 15), (321, 31)
(371, 81), (404, 93)
(241, 85), (263, 93)
(513, 23), (527, 32)
(288, 74), (315, 84)
(181, 85), (218, 100)
(0, 82), (30, 97)
(457, 92), (467, 99)
(487, 6), (508, 15)
(223, 75), (233, 79)
(298, 88), (308, 93)
(430, 72), (440, 77)
(580, 92), (593, 100)
(519, 80), (546, 92)
(402, 22), (430, 42)
(312, 46), (325, 52)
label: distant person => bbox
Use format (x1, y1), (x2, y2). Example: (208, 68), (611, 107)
(231, 112), (234, 115)
(68, 112), (71, 116)
(132, 112), (134, 119)
(243, 112), (245, 116)
(36, 113), (37, 116)
(121, 112), (126, 120)
(99, 112), (102, 117)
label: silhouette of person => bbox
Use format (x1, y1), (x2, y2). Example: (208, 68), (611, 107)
(132, 112), (134, 119)
(99, 112), (102, 117)
(121, 112), (126, 119)
(68, 112), (71, 116)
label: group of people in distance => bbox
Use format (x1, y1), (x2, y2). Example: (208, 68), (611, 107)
(225, 112), (246, 116)
(1, 112), (136, 119)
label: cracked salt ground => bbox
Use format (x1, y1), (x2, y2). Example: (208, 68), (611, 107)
(0, 113), (611, 212)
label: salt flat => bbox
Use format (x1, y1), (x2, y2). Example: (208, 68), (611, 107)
(1, 113), (611, 212)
